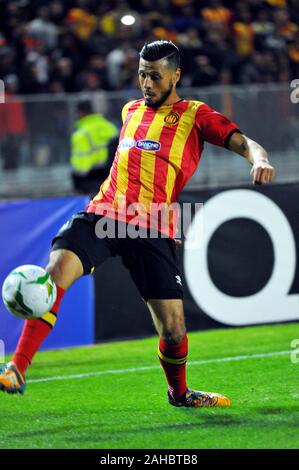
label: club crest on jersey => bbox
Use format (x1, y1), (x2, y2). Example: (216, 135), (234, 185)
(136, 140), (161, 151)
(164, 111), (180, 126)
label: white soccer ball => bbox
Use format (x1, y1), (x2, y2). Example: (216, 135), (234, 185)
(2, 265), (57, 319)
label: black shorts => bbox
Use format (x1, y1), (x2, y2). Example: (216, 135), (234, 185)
(51, 211), (183, 301)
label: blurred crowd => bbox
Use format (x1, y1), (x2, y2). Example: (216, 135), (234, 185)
(0, 0), (298, 95)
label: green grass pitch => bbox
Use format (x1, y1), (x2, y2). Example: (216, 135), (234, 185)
(0, 322), (298, 449)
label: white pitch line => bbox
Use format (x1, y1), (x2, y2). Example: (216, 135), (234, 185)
(27, 350), (291, 385)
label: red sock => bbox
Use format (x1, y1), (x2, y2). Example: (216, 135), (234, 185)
(158, 335), (188, 400)
(12, 284), (65, 375)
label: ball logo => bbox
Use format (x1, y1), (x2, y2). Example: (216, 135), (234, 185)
(136, 140), (161, 151)
(164, 111), (180, 126)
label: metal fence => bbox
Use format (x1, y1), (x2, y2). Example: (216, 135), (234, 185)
(0, 83), (298, 197)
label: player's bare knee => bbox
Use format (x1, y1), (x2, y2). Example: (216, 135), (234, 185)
(162, 326), (186, 344)
(46, 258), (65, 286)
(45, 249), (84, 289)
(46, 261), (62, 282)
(46, 250), (64, 273)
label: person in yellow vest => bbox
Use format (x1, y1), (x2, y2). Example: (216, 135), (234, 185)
(71, 100), (118, 196)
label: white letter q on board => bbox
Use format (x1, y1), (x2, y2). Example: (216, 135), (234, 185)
(184, 190), (299, 325)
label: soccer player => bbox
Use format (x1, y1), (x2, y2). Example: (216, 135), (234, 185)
(0, 41), (275, 407)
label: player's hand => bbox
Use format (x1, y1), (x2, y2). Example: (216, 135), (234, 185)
(250, 160), (275, 185)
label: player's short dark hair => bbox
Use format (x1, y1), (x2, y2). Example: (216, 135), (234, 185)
(77, 100), (93, 114)
(139, 41), (180, 69)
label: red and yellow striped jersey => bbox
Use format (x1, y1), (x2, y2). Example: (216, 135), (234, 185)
(86, 99), (240, 237)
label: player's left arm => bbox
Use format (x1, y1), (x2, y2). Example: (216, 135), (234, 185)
(227, 132), (275, 185)
(196, 103), (276, 185)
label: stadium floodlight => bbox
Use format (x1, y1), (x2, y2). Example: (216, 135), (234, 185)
(121, 15), (135, 26)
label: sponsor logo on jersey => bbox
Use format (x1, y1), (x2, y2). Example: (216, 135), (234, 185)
(136, 140), (161, 151)
(164, 111), (180, 126)
(118, 137), (136, 151)
(118, 138), (161, 153)
(175, 275), (182, 286)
